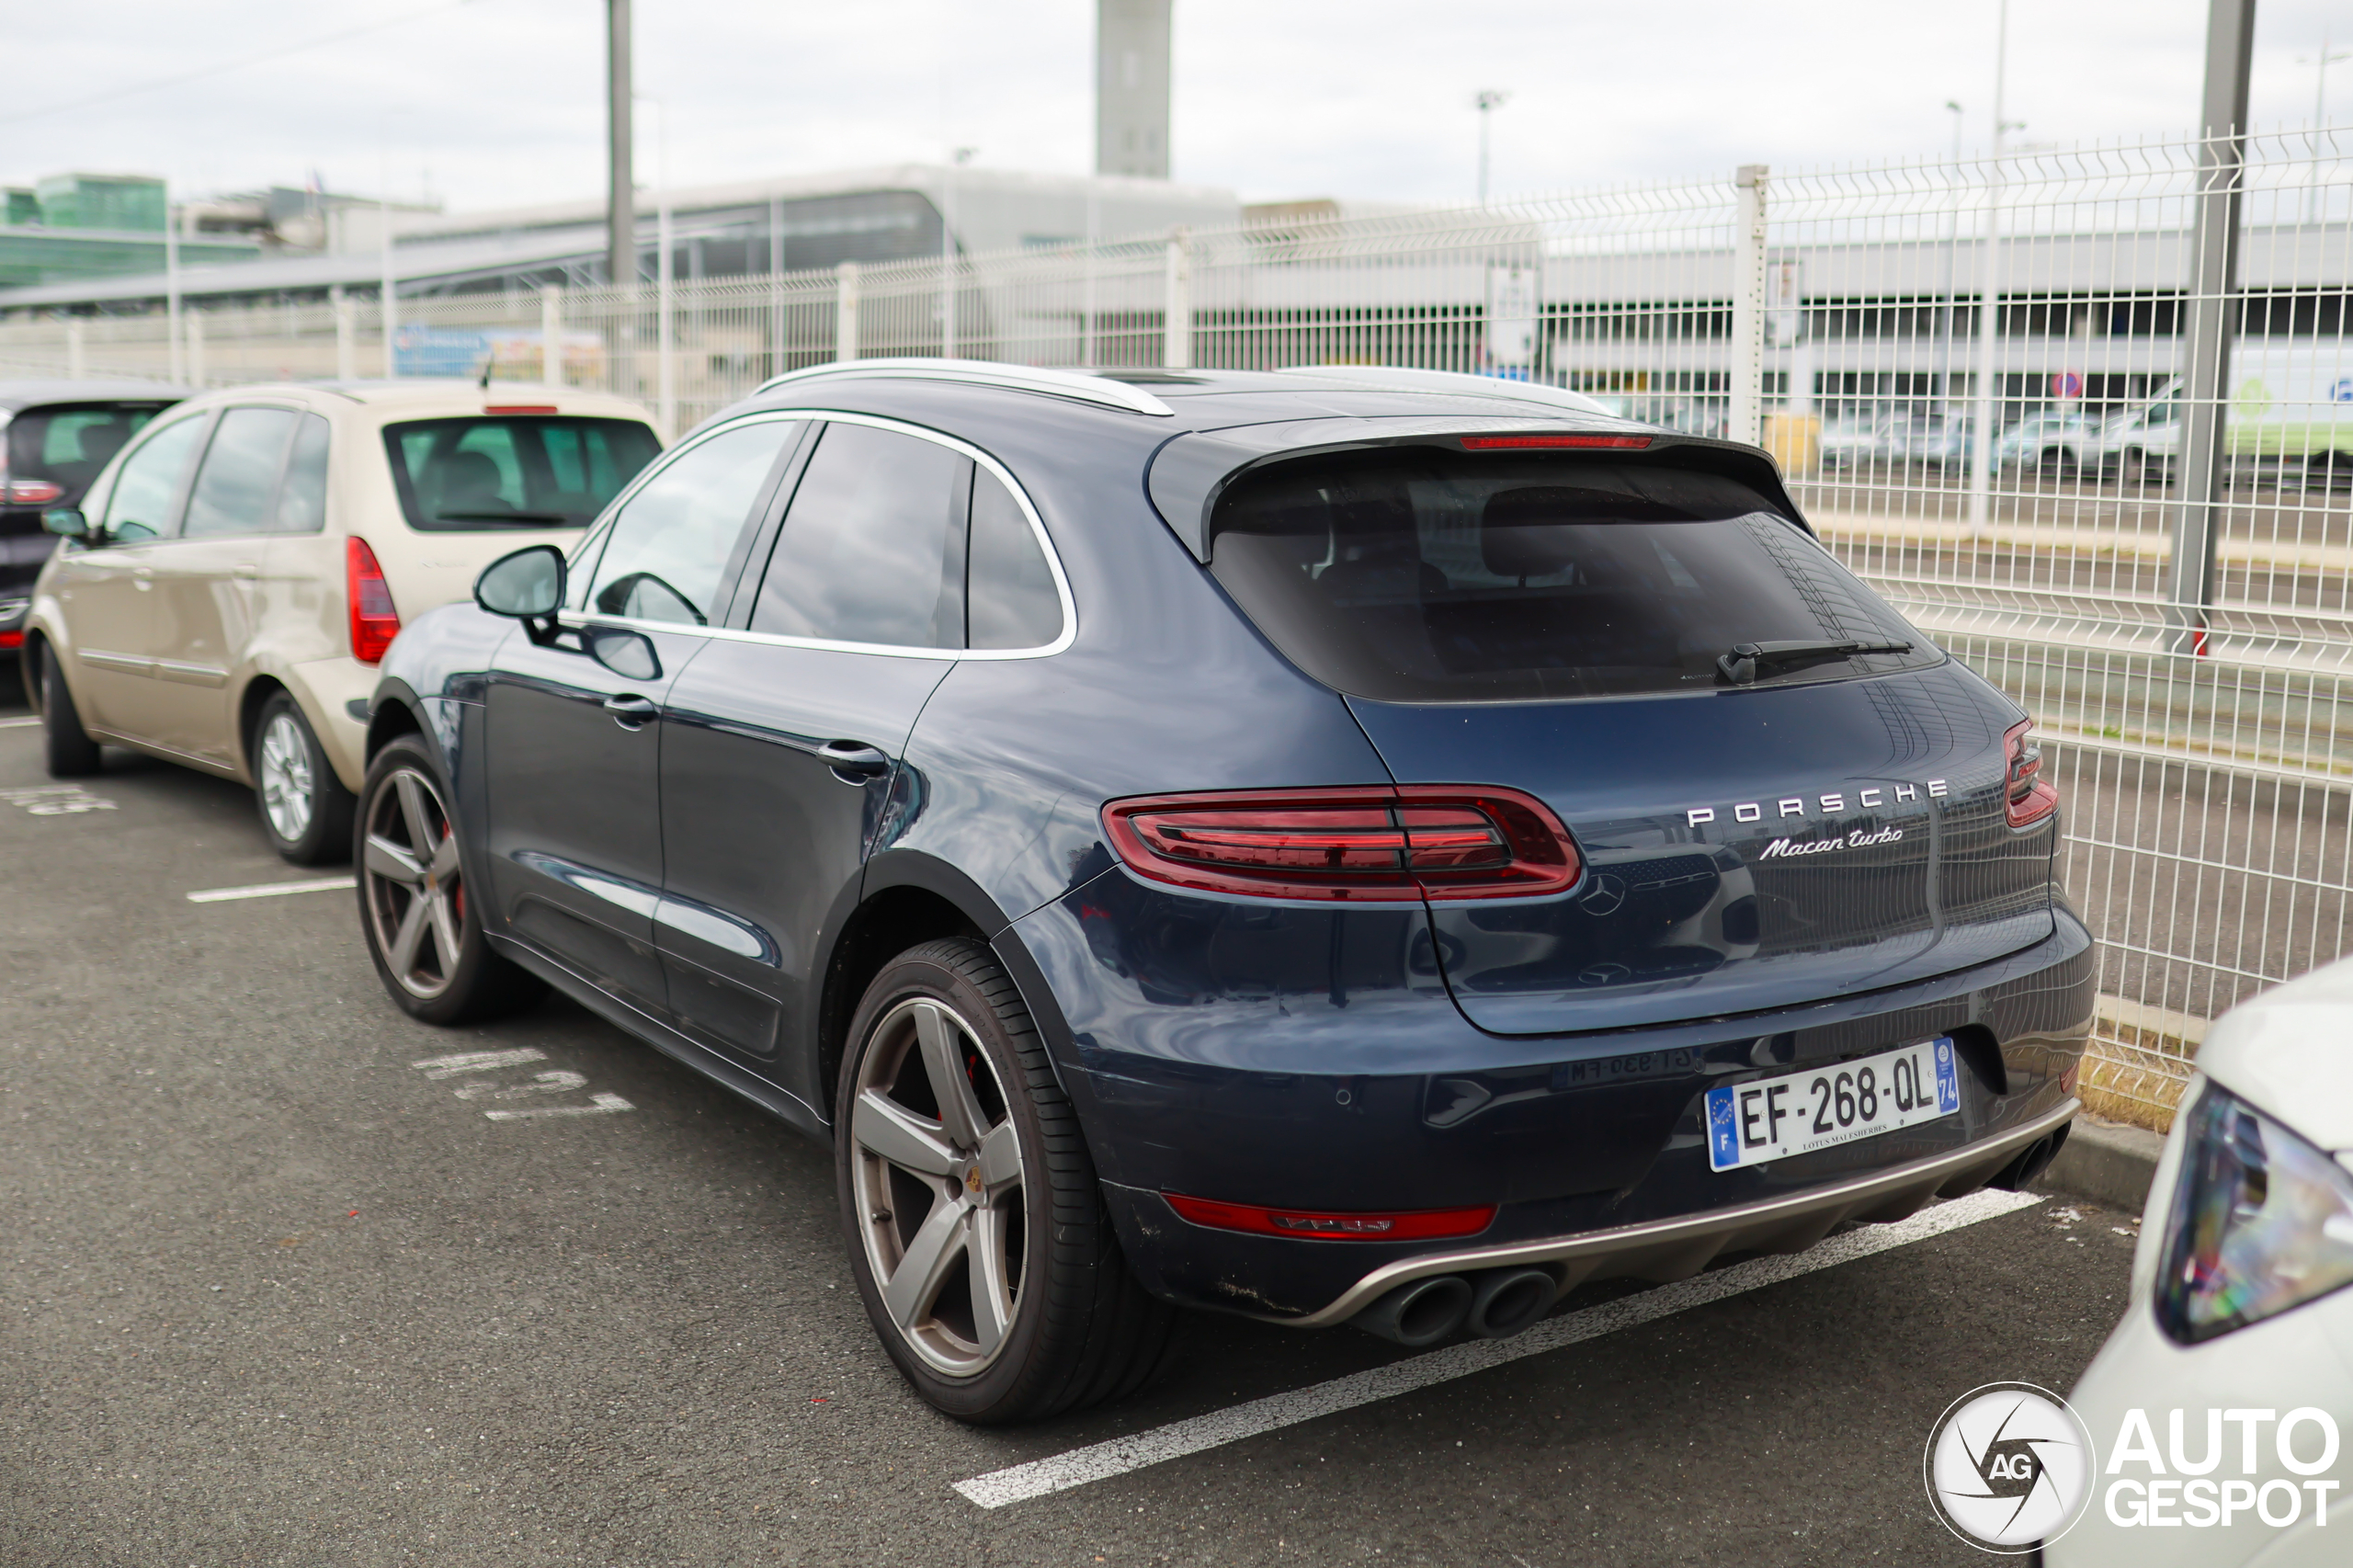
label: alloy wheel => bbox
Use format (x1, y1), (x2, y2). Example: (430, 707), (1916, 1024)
(849, 998), (1029, 1378)
(361, 767), (466, 1001)
(258, 712), (315, 843)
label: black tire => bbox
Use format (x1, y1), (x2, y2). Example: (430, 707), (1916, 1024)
(250, 691), (356, 865)
(38, 642), (102, 778)
(355, 733), (546, 1026)
(835, 938), (1178, 1425)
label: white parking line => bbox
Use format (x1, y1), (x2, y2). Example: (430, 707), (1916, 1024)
(951, 1187), (2043, 1509)
(412, 1048), (549, 1079)
(483, 1093), (634, 1121)
(186, 877), (358, 903)
(0, 715), (41, 729)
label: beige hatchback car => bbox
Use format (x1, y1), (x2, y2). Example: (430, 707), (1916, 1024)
(23, 380), (662, 861)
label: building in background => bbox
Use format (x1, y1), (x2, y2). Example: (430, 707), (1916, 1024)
(1097, 0), (1172, 179)
(0, 172), (259, 290)
(0, 164), (1238, 317)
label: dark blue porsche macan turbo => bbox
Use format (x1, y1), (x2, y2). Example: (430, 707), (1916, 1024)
(358, 359), (2091, 1423)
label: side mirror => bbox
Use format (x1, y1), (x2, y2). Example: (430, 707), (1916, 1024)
(474, 544), (566, 619)
(40, 508), (88, 539)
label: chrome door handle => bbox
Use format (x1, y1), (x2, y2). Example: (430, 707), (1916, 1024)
(816, 740), (891, 782)
(603, 694), (659, 730)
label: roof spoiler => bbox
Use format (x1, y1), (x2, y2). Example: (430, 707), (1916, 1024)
(1143, 417), (1806, 562)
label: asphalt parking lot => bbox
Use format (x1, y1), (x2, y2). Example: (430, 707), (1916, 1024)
(0, 684), (2142, 1568)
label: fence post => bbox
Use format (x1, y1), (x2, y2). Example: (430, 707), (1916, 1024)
(65, 318), (85, 379)
(1163, 226), (1192, 369)
(1729, 165), (1768, 448)
(1965, 168), (2007, 531)
(768, 198), (787, 379)
(331, 286), (355, 381)
(835, 260), (860, 363)
(186, 311), (206, 389)
(541, 285), (564, 388)
(2169, 0), (2256, 655)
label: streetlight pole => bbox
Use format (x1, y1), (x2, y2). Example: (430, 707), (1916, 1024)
(607, 0), (633, 294)
(1474, 90), (1509, 205)
(639, 96), (672, 436)
(165, 195), (183, 385)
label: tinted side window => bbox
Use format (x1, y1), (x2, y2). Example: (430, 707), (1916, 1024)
(585, 420), (798, 626)
(100, 415), (209, 541)
(750, 422), (968, 649)
(966, 469), (1063, 649)
(183, 408), (298, 539)
(273, 414), (331, 534)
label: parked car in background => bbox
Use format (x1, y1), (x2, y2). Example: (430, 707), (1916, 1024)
(360, 358), (2087, 1425)
(1816, 411), (1891, 469)
(2086, 395), (2178, 483)
(2052, 954), (2353, 1568)
(0, 380), (192, 655)
(1995, 411), (2095, 472)
(24, 380), (662, 861)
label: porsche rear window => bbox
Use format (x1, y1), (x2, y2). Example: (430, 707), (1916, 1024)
(383, 415), (661, 530)
(1206, 453), (1941, 703)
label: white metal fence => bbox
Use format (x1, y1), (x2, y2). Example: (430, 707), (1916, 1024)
(6, 126), (2349, 1131)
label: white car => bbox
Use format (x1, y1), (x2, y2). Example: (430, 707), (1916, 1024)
(24, 380), (661, 860)
(2052, 955), (2353, 1567)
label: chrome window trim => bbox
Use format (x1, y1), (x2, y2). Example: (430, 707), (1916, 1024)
(754, 357), (1176, 418)
(567, 407), (1077, 662)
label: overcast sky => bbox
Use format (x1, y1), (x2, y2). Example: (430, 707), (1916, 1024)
(4, 0), (2349, 218)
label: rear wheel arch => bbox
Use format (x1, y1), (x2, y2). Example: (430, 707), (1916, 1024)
(236, 674), (291, 779)
(817, 871), (990, 1118)
(365, 689), (426, 765)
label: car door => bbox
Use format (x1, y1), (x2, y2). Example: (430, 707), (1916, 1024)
(482, 415), (804, 1015)
(148, 404), (304, 762)
(656, 416), (1017, 1104)
(51, 410), (211, 738)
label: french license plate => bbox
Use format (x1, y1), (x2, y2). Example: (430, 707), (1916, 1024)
(1704, 1037), (1961, 1172)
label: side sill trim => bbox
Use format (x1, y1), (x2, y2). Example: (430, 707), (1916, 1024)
(1267, 1097), (2079, 1327)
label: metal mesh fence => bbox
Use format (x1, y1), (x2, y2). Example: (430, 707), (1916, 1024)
(5, 127), (2347, 1129)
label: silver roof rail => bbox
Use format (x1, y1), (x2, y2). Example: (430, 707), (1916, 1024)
(755, 358), (1176, 417)
(1274, 364), (1614, 417)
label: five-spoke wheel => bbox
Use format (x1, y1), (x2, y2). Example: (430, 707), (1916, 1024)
(361, 762), (466, 1003)
(849, 996), (1028, 1376)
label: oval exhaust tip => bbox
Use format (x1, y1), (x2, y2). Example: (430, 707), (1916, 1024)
(1349, 1275), (1473, 1346)
(1466, 1267), (1557, 1339)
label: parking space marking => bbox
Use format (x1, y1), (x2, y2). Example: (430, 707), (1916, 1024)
(3, 784), (115, 814)
(483, 1093), (633, 1121)
(455, 1070), (588, 1100)
(951, 1187), (2043, 1509)
(411, 1049), (549, 1079)
(187, 877), (357, 903)
(0, 715), (40, 729)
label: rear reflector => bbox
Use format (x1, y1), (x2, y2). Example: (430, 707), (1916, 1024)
(1103, 785), (1582, 902)
(3, 479), (65, 506)
(1163, 1192), (1497, 1242)
(0, 631), (20, 651)
(2004, 718), (2058, 828)
(347, 537), (403, 665)
(483, 404), (560, 415)
(1461, 434), (1652, 450)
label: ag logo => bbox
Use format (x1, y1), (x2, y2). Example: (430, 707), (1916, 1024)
(1925, 1382), (2097, 1552)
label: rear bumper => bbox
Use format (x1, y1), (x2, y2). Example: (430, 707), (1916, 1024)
(1013, 872), (2094, 1323)
(1205, 1096), (2074, 1325)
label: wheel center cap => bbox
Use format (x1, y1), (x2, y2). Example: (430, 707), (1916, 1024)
(963, 1166), (983, 1196)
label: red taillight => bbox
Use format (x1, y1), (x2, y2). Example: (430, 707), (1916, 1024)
(4, 479), (64, 506)
(1461, 434), (1652, 450)
(2005, 719), (2058, 828)
(0, 631), (21, 650)
(347, 537), (402, 665)
(1163, 1192), (1497, 1242)
(1101, 785), (1581, 902)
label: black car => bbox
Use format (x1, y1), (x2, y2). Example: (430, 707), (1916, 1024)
(360, 359), (2091, 1424)
(0, 379), (193, 653)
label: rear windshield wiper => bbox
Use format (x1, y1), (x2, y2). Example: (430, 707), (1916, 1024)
(1717, 637), (1914, 685)
(430, 509), (576, 526)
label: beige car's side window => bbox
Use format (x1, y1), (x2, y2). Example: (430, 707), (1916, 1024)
(101, 415), (208, 542)
(183, 408), (300, 540)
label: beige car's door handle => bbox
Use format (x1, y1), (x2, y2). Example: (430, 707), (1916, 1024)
(232, 563), (260, 580)
(132, 566), (154, 590)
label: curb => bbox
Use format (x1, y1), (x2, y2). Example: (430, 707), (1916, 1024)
(2035, 1117), (2167, 1214)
